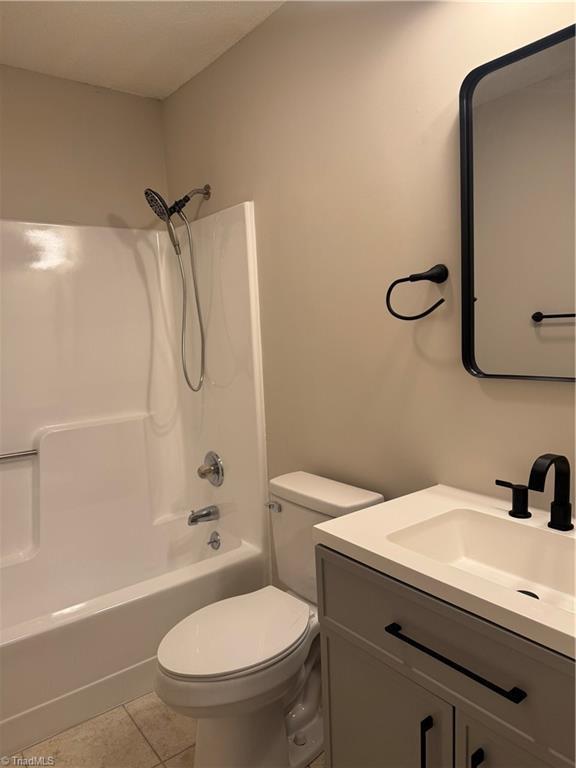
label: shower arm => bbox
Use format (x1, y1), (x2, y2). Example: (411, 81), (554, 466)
(186, 187), (211, 198)
(169, 185), (211, 215)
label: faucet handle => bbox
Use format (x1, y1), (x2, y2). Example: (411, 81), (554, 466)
(495, 479), (531, 519)
(197, 451), (224, 487)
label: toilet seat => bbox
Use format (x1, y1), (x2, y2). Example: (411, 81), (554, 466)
(158, 586), (312, 682)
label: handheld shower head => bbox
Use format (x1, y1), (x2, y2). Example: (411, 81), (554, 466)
(144, 188), (181, 255)
(143, 184), (211, 394)
(144, 185), (211, 255)
(144, 187), (170, 221)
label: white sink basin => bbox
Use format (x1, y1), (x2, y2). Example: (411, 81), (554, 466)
(313, 484), (576, 657)
(388, 508), (575, 614)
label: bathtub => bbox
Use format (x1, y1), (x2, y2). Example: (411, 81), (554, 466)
(0, 535), (264, 754)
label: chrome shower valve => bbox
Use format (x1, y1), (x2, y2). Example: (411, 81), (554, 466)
(197, 451), (224, 487)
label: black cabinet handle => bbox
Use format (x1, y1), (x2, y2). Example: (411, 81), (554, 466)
(471, 748), (485, 767)
(385, 623), (527, 704)
(420, 715), (434, 768)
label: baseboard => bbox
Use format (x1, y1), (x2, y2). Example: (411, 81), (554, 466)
(0, 657), (156, 755)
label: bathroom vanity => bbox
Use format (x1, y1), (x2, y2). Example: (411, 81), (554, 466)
(313, 486), (575, 768)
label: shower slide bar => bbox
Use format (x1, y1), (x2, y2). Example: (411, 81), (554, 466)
(0, 449), (38, 463)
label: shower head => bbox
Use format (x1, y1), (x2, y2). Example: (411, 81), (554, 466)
(144, 185), (211, 255)
(144, 188), (181, 255)
(144, 188), (170, 222)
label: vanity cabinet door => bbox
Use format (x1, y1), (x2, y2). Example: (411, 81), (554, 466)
(456, 714), (554, 768)
(323, 630), (453, 768)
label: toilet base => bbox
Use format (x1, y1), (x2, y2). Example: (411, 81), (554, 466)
(194, 702), (323, 768)
(288, 708), (323, 768)
(194, 702), (288, 768)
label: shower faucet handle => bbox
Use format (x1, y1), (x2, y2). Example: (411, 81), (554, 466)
(197, 451), (224, 487)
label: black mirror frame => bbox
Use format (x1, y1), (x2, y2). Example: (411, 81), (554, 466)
(459, 24), (576, 383)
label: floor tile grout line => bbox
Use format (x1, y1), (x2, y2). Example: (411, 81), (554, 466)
(122, 704), (164, 764)
(18, 693), (194, 766)
(163, 743), (196, 765)
(122, 701), (196, 764)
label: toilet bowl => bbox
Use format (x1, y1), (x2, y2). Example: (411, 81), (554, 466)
(157, 587), (321, 768)
(156, 472), (384, 768)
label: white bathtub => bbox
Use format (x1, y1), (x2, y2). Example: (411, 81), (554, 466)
(0, 537), (264, 754)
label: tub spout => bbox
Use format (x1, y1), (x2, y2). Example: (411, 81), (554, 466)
(187, 505), (219, 526)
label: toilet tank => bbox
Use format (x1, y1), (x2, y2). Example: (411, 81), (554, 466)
(269, 471), (384, 603)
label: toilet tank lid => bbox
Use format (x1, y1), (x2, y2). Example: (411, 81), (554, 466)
(269, 471), (384, 517)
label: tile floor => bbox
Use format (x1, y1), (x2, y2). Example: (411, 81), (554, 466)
(4, 692), (325, 768)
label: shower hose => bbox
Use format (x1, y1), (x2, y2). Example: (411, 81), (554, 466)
(175, 210), (205, 392)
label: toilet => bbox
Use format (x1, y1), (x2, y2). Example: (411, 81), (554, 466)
(156, 471), (384, 768)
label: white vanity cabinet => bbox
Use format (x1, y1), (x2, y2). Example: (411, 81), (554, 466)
(316, 546), (575, 768)
(456, 715), (555, 768)
(326, 630), (453, 768)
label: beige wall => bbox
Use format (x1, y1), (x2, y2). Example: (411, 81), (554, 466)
(0, 66), (166, 228)
(163, 2), (575, 505)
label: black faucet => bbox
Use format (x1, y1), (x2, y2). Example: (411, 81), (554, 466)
(528, 454), (573, 531)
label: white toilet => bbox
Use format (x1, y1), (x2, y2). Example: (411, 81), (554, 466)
(156, 471), (383, 768)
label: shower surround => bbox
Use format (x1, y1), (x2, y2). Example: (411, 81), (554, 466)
(0, 203), (267, 752)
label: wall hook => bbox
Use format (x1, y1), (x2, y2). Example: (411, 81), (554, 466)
(385, 264), (449, 321)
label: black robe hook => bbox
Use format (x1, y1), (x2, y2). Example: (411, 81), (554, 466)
(386, 264), (449, 321)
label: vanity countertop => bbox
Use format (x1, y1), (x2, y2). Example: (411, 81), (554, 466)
(312, 484), (576, 658)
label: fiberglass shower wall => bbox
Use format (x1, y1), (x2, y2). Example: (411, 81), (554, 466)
(0, 202), (268, 623)
(0, 64), (268, 610)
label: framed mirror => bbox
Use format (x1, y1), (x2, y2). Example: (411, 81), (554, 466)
(460, 25), (575, 382)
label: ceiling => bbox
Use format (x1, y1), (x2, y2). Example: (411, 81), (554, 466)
(0, 1), (283, 99)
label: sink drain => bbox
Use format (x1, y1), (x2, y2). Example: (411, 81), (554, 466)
(517, 589), (539, 600)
